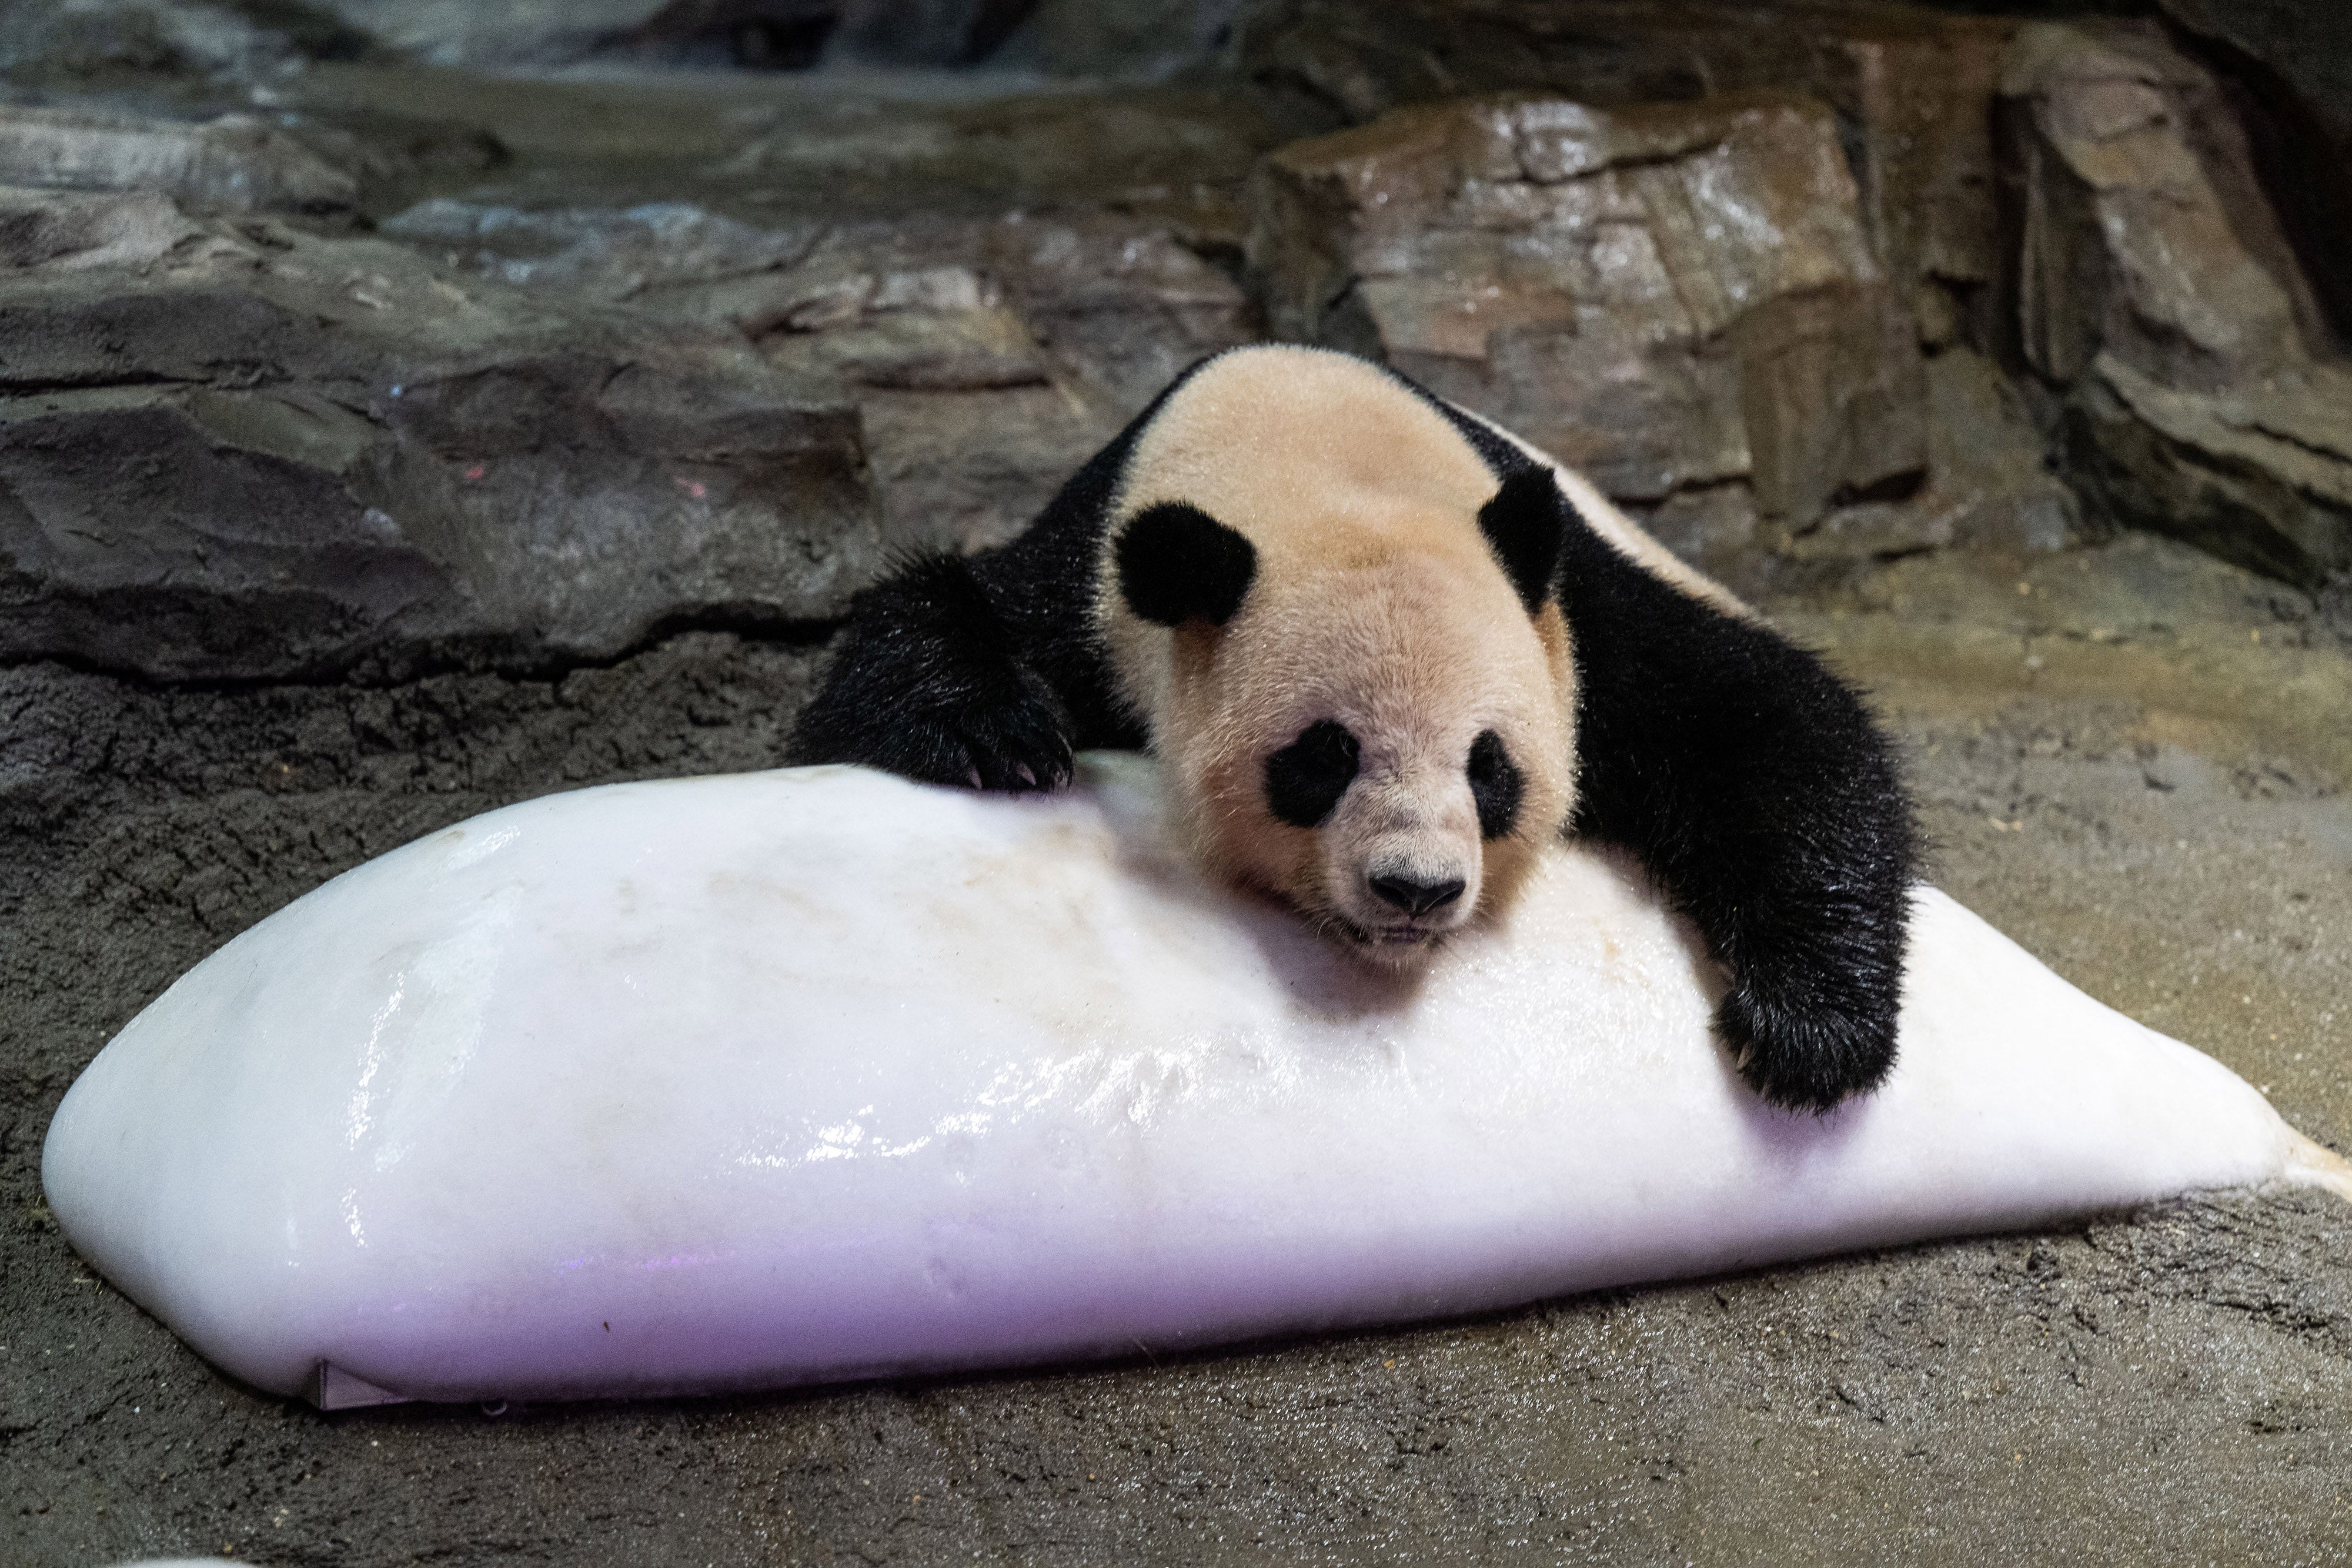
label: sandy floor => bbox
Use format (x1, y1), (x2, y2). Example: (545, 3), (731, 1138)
(4, 531), (2347, 1566)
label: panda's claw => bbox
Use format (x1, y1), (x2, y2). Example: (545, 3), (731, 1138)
(1715, 982), (1900, 1115)
(947, 687), (1074, 794)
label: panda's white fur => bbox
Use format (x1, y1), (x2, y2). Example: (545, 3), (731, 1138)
(1094, 347), (1577, 957)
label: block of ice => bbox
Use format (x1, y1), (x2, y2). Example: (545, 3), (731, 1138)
(42, 756), (2348, 1407)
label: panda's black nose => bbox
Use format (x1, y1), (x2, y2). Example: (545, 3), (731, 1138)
(1369, 874), (1465, 918)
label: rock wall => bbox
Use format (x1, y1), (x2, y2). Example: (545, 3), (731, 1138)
(2001, 22), (2352, 584)
(1235, 1), (2017, 345)
(1251, 91), (1926, 552)
(1, 0), (2346, 687)
(383, 200), (1258, 555)
(1235, 0), (2346, 584)
(0, 189), (877, 680)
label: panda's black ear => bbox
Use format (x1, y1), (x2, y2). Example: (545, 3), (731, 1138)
(1115, 503), (1257, 628)
(1478, 468), (1566, 614)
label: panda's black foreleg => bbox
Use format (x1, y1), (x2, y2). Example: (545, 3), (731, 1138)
(1561, 542), (1917, 1113)
(787, 553), (1077, 792)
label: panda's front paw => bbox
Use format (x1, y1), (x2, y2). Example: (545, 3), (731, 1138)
(789, 552), (1079, 792)
(793, 653), (1074, 793)
(922, 672), (1076, 794)
(1716, 981), (1899, 1114)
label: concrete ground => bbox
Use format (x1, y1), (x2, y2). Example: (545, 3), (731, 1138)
(4, 531), (2348, 1566)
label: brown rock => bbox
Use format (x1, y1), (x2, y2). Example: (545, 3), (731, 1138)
(1920, 347), (2075, 555)
(0, 187), (877, 681)
(1729, 280), (1925, 527)
(1999, 23), (2352, 586)
(2154, 0), (2352, 339)
(1250, 90), (1925, 529)
(1779, 348), (2074, 564)
(2000, 22), (2324, 393)
(1236, 0), (2014, 337)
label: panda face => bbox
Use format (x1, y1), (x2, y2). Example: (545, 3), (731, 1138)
(1098, 348), (1580, 968)
(1136, 543), (1576, 969)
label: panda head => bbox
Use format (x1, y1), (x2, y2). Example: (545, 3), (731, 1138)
(1108, 463), (1578, 967)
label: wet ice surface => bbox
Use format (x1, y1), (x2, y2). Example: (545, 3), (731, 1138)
(36, 743), (2330, 1412)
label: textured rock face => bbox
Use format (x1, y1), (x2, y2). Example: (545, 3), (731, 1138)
(2000, 24), (2352, 585)
(706, 85), (1299, 223)
(1775, 348), (2075, 566)
(1251, 91), (1925, 533)
(2072, 357), (2352, 587)
(750, 216), (1257, 551)
(1237, 0), (2016, 345)
(0, 189), (876, 681)
(308, 0), (1025, 68)
(392, 200), (1258, 554)
(2004, 25), (2322, 393)
(0, 105), (359, 214)
(0, 0), (324, 83)
(2, 0), (2343, 675)
(1007, 0), (1250, 78)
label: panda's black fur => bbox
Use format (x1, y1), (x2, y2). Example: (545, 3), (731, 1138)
(790, 350), (1917, 1113)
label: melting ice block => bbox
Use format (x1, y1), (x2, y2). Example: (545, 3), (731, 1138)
(42, 755), (2349, 1407)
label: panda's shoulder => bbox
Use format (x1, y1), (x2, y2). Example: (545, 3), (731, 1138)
(1404, 389), (1755, 621)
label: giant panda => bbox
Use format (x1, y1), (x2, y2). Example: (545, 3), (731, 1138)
(789, 345), (1916, 1112)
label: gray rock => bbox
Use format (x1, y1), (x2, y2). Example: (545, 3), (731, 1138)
(1918, 347), (2076, 556)
(2073, 355), (2352, 586)
(826, 0), (1035, 66)
(753, 216), (1257, 551)
(0, 104), (358, 213)
(0, 187), (877, 681)
(379, 199), (824, 299)
(308, 0), (1020, 69)
(997, 0), (1249, 80)
(0, 183), (215, 270)
(708, 83), (1304, 220)
(379, 200), (1256, 555)
(1250, 91), (1926, 532)
(0, 0), (319, 83)
(304, 0), (696, 67)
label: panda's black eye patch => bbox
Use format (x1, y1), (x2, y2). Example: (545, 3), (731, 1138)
(1265, 720), (1360, 828)
(1468, 729), (1524, 840)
